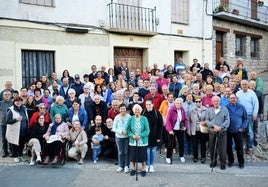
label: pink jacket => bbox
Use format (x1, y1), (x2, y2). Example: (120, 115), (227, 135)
(165, 106), (188, 132)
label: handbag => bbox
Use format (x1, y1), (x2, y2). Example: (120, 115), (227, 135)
(200, 124), (209, 134)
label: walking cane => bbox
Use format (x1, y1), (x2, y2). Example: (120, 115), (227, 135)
(135, 140), (138, 181)
(211, 132), (219, 172)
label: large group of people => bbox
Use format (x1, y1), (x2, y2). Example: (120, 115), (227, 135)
(0, 57), (265, 177)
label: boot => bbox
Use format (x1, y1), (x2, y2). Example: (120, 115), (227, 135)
(43, 156), (50, 165)
(51, 156), (59, 165)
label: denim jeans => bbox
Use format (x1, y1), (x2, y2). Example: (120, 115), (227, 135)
(115, 137), (129, 168)
(245, 114), (254, 148)
(1, 125), (8, 153)
(93, 147), (101, 161)
(146, 146), (157, 166)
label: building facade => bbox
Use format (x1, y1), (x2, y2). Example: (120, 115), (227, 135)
(211, 0), (268, 72)
(0, 0), (212, 88)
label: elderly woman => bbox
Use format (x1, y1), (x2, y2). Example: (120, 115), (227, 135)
(28, 114), (48, 165)
(78, 84), (93, 108)
(126, 104), (150, 177)
(6, 97), (29, 163)
(43, 114), (69, 165)
(188, 96), (208, 164)
(50, 96), (68, 122)
(29, 103), (50, 128)
(64, 88), (77, 109)
(113, 103), (131, 173)
(66, 98), (88, 130)
(202, 85), (215, 108)
(68, 120), (88, 164)
(165, 98), (188, 164)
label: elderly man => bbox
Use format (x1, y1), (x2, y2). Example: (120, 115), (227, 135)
(143, 84), (163, 110)
(206, 96), (230, 170)
(0, 91), (13, 157)
(236, 80), (259, 154)
(226, 94), (247, 169)
(0, 81), (14, 101)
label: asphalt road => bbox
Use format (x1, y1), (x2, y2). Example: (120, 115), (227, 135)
(1, 156), (268, 187)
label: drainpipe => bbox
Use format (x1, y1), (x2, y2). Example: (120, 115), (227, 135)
(202, 0), (206, 67)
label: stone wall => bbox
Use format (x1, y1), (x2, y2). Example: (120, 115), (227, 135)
(213, 19), (268, 73)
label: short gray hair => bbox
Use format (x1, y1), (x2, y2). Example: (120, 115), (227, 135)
(132, 104), (143, 113)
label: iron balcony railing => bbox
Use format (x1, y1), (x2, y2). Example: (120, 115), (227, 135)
(212, 0), (268, 28)
(107, 2), (157, 35)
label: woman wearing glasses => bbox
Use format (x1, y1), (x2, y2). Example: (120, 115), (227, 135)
(29, 103), (50, 128)
(188, 96), (208, 163)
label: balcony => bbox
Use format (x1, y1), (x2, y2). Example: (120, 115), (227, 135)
(107, 2), (157, 36)
(212, 0), (268, 30)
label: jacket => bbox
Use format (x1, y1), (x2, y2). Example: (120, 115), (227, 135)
(50, 103), (68, 122)
(165, 106), (188, 132)
(44, 121), (69, 142)
(127, 116), (150, 146)
(188, 106), (208, 135)
(205, 106), (230, 133)
(226, 103), (248, 133)
(66, 107), (88, 129)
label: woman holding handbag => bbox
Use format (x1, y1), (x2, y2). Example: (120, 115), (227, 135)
(68, 120), (88, 164)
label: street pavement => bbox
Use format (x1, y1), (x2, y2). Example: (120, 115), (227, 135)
(0, 71), (268, 186)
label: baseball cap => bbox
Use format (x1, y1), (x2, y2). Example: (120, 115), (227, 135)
(74, 74), (80, 79)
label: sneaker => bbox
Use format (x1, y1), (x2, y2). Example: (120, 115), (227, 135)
(145, 165), (149, 172)
(193, 158), (198, 163)
(201, 158), (206, 164)
(124, 166), (129, 173)
(130, 170), (136, 176)
(14, 157), (20, 163)
(149, 165), (154, 173)
(36, 156), (42, 164)
(78, 159), (83, 165)
(141, 171), (146, 177)
(93, 160), (97, 164)
(166, 158), (171, 164)
(117, 167), (123, 173)
(29, 160), (35, 166)
(180, 157), (185, 163)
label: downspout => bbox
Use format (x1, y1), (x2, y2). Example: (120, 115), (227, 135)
(202, 0), (206, 67)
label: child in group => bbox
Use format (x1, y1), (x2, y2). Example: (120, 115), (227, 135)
(91, 127), (104, 163)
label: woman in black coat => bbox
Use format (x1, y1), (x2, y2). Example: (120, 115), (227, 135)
(142, 98), (163, 173)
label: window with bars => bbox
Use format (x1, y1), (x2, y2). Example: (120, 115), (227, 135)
(21, 50), (55, 88)
(235, 35), (246, 57)
(19, 0), (55, 7)
(250, 37), (259, 58)
(171, 0), (189, 25)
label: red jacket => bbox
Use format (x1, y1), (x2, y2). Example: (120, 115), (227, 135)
(29, 112), (51, 128)
(143, 93), (163, 110)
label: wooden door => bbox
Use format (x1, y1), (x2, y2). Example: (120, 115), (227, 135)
(114, 48), (143, 72)
(216, 32), (223, 63)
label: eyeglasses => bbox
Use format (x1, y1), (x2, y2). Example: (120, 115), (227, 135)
(39, 118), (45, 120)
(195, 101), (202, 103)
(40, 107), (46, 109)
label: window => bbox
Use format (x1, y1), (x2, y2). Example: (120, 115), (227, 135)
(250, 37), (259, 58)
(21, 50), (55, 87)
(19, 0), (55, 7)
(171, 0), (189, 24)
(235, 35), (246, 57)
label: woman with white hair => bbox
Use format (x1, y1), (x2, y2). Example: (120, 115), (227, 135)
(50, 96), (68, 122)
(126, 104), (150, 177)
(165, 98), (188, 164)
(64, 88), (77, 109)
(78, 84), (93, 108)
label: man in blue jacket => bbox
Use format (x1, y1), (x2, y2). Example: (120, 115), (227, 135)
(226, 93), (248, 169)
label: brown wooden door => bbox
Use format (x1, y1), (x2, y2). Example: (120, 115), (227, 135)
(216, 32), (223, 63)
(114, 48), (143, 72)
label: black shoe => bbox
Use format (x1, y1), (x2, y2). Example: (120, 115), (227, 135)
(201, 158), (205, 164)
(9, 153), (15, 158)
(239, 163), (244, 169)
(130, 170), (136, 176)
(228, 162), (234, 167)
(220, 165), (226, 170)
(140, 171), (146, 177)
(2, 152), (8, 158)
(193, 158), (198, 163)
(254, 140), (258, 147)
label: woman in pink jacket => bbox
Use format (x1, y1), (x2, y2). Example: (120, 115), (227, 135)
(165, 98), (188, 164)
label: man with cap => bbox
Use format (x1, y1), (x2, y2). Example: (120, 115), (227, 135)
(71, 74), (85, 97)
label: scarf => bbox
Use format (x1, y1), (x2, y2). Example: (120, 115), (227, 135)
(51, 121), (61, 135)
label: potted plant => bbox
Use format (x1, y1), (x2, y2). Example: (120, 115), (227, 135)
(257, 0), (264, 7)
(213, 5), (229, 13)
